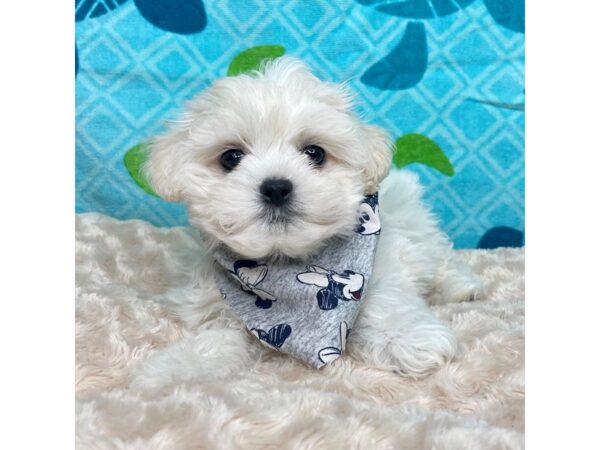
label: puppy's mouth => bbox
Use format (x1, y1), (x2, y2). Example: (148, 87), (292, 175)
(259, 205), (298, 227)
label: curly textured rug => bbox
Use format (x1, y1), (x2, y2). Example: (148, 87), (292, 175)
(75, 213), (524, 450)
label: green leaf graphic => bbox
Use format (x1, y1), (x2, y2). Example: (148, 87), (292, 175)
(227, 45), (286, 76)
(123, 142), (158, 197)
(393, 133), (454, 176)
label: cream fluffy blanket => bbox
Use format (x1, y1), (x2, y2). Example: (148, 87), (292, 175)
(75, 213), (524, 449)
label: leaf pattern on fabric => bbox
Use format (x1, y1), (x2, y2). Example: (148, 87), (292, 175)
(123, 142), (159, 197)
(358, 0), (522, 91)
(372, 0), (476, 18)
(134, 0), (207, 35)
(467, 98), (525, 112)
(477, 226), (524, 249)
(393, 133), (454, 176)
(483, 0), (524, 33)
(227, 45), (286, 76)
(75, 0), (208, 35)
(361, 22), (428, 90)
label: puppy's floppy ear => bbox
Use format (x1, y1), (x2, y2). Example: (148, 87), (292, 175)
(360, 124), (393, 194)
(143, 125), (189, 202)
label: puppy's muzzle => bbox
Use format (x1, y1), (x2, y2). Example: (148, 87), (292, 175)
(260, 178), (293, 207)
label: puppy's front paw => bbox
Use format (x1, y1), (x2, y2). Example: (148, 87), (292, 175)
(389, 325), (457, 376)
(351, 323), (457, 377)
(429, 268), (485, 305)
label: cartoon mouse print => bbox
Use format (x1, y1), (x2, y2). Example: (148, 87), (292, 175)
(355, 193), (381, 235)
(251, 324), (292, 349)
(230, 260), (277, 309)
(296, 265), (365, 310)
(318, 321), (349, 364)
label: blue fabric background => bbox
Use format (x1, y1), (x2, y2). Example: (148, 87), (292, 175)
(75, 0), (524, 248)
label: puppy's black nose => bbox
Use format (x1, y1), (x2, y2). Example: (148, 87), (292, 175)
(260, 178), (293, 207)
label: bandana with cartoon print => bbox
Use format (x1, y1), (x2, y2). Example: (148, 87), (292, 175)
(212, 193), (380, 368)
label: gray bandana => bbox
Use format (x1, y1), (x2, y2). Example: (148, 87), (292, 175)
(213, 193), (380, 368)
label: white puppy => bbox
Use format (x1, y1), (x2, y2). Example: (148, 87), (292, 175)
(144, 57), (481, 376)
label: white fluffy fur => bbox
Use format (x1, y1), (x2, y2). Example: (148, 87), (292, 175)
(75, 213), (524, 449)
(144, 57), (482, 376)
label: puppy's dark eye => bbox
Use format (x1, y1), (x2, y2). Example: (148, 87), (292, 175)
(220, 149), (245, 171)
(302, 145), (326, 166)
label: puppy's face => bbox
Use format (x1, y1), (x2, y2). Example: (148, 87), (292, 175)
(145, 58), (391, 259)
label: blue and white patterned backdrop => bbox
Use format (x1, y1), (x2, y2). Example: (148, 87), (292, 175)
(75, 0), (524, 249)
